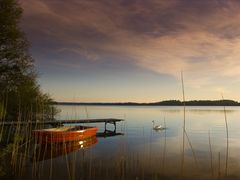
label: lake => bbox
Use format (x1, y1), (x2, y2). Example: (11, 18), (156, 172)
(4, 105), (240, 179)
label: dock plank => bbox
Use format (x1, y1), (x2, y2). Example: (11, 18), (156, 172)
(0, 118), (124, 126)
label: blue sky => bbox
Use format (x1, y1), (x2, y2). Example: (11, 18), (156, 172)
(20, 0), (240, 102)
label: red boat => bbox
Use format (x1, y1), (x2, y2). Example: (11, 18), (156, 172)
(32, 125), (98, 143)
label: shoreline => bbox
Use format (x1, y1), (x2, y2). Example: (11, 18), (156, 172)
(53, 99), (240, 106)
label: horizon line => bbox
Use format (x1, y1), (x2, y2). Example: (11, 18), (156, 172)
(53, 99), (240, 104)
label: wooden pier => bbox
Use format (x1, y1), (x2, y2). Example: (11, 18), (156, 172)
(0, 118), (124, 132)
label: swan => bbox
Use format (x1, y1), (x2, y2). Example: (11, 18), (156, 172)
(152, 120), (165, 130)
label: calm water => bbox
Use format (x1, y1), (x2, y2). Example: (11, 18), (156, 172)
(6, 106), (240, 179)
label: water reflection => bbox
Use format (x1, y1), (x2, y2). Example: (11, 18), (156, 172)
(97, 130), (124, 138)
(33, 136), (97, 161)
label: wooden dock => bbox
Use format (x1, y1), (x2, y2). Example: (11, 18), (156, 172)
(0, 118), (124, 132)
(0, 118), (123, 126)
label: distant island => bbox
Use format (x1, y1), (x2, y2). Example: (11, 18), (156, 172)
(53, 100), (240, 106)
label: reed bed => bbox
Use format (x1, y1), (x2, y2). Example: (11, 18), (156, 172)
(0, 122), (233, 180)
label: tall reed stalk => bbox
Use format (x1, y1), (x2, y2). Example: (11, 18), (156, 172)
(184, 129), (199, 170)
(162, 117), (166, 176)
(222, 95), (229, 180)
(0, 93), (8, 142)
(208, 130), (214, 180)
(180, 71), (186, 178)
(218, 152), (221, 179)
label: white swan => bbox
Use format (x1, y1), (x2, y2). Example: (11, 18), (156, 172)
(152, 120), (165, 130)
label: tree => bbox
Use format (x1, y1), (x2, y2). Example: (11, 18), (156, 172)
(0, 0), (33, 90)
(0, 0), (57, 121)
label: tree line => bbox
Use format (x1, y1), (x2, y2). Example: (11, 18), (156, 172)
(54, 100), (240, 106)
(0, 0), (57, 121)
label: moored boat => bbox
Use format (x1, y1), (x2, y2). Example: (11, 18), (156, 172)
(32, 125), (98, 143)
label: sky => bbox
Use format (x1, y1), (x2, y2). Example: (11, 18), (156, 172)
(19, 0), (240, 102)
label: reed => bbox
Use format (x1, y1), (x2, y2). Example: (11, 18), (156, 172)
(0, 94), (8, 141)
(181, 71), (186, 178)
(184, 129), (199, 170)
(71, 150), (77, 180)
(222, 95), (229, 180)
(0, 93), (56, 179)
(50, 134), (53, 180)
(162, 117), (166, 175)
(63, 140), (71, 180)
(208, 130), (214, 180)
(88, 146), (92, 180)
(218, 152), (221, 179)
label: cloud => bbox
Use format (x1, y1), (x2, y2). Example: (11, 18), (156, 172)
(20, 0), (240, 90)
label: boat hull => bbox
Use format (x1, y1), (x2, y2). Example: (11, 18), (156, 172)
(33, 126), (98, 143)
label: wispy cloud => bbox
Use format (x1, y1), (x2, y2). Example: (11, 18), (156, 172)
(20, 0), (240, 100)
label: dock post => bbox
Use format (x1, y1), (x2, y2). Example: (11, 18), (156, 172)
(105, 121), (107, 131)
(114, 121), (116, 133)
